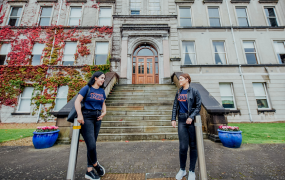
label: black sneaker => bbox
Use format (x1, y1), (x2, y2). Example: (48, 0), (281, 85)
(94, 161), (105, 177)
(85, 170), (100, 180)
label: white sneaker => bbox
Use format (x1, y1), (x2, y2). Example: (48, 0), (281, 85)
(188, 171), (195, 180)
(176, 169), (186, 180)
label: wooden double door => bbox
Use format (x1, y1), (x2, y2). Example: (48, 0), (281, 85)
(132, 56), (159, 84)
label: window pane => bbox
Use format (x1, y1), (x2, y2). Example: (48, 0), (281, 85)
(99, 18), (111, 26)
(183, 41), (195, 53)
(32, 55), (41, 65)
(155, 62), (158, 74)
(22, 87), (34, 98)
(62, 61), (74, 65)
(210, 18), (220, 26)
(95, 54), (108, 65)
(180, 19), (191, 26)
(266, 8), (276, 17)
(219, 84), (232, 96)
(274, 41), (285, 53)
(69, 18), (80, 26)
(133, 63), (136, 73)
(213, 41), (225, 53)
(41, 7), (52, 16)
(256, 99), (269, 108)
(18, 99), (31, 112)
(11, 7), (22, 17)
(0, 55), (6, 65)
(137, 48), (154, 56)
(131, 10), (140, 15)
(221, 96), (235, 108)
(184, 53), (195, 65)
(64, 42), (77, 54)
(100, 8), (112, 17)
(8, 18), (19, 26)
(208, 8), (219, 17)
(70, 7), (81, 17)
(236, 8), (246, 17)
(253, 83), (266, 96)
(96, 42), (109, 54)
(238, 18), (248, 26)
(243, 41), (255, 52)
(39, 17), (50, 26)
(54, 99), (67, 111)
(180, 8), (191, 18)
(0, 44), (11, 54)
(268, 18), (278, 27)
(57, 86), (68, 98)
(245, 54), (257, 64)
(215, 53), (226, 64)
(63, 55), (74, 62)
(32, 43), (45, 55)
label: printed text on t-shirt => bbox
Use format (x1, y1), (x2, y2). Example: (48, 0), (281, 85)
(90, 93), (104, 101)
(178, 94), (187, 102)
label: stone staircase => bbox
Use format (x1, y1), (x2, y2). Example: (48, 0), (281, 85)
(97, 84), (178, 141)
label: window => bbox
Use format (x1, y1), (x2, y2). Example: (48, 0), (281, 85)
(18, 87), (34, 112)
(0, 43), (11, 65)
(130, 0), (141, 15)
(182, 41), (196, 65)
(264, 7), (278, 27)
(219, 83), (236, 109)
(54, 86), (68, 111)
(39, 7), (52, 26)
(243, 41), (258, 64)
(149, 0), (160, 15)
(31, 43), (45, 65)
(208, 7), (220, 27)
(63, 42), (77, 65)
(253, 83), (270, 109)
(213, 41), (226, 64)
(99, 7), (112, 26)
(179, 7), (191, 26)
(273, 41), (285, 64)
(236, 7), (249, 26)
(69, 7), (82, 26)
(95, 42), (109, 65)
(8, 7), (22, 26)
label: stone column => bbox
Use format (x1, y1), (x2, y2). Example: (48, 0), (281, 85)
(120, 36), (128, 84)
(163, 35), (171, 83)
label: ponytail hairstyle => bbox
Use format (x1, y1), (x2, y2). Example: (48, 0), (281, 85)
(87, 71), (105, 88)
(180, 73), (191, 84)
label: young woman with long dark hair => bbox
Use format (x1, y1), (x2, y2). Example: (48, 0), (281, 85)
(171, 73), (202, 180)
(75, 71), (107, 180)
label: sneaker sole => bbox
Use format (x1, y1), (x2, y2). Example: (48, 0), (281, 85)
(85, 174), (100, 180)
(97, 161), (106, 177)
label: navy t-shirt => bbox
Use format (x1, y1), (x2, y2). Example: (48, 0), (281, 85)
(178, 89), (188, 113)
(79, 85), (106, 110)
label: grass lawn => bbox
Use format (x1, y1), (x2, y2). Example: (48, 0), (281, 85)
(229, 123), (285, 144)
(0, 129), (34, 143)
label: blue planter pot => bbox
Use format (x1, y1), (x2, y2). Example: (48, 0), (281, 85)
(32, 130), (60, 149)
(218, 129), (242, 148)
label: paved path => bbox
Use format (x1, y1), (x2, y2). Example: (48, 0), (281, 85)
(0, 140), (285, 179)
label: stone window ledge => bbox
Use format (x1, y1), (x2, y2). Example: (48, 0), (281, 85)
(225, 109), (241, 114)
(257, 109), (276, 113)
(11, 112), (31, 115)
(170, 58), (181, 61)
(175, 0), (195, 3)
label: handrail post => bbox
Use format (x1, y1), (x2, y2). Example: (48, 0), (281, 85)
(195, 115), (207, 180)
(66, 119), (81, 180)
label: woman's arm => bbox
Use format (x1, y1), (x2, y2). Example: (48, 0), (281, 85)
(189, 90), (202, 120)
(171, 91), (179, 128)
(97, 101), (106, 121)
(75, 94), (84, 124)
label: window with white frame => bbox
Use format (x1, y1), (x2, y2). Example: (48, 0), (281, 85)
(236, 7), (249, 26)
(243, 41), (258, 64)
(31, 43), (45, 65)
(18, 87), (34, 112)
(252, 83), (270, 109)
(95, 42), (109, 65)
(179, 7), (191, 26)
(69, 7), (82, 26)
(182, 41), (196, 65)
(63, 42), (77, 65)
(273, 41), (285, 64)
(54, 86), (68, 111)
(8, 7), (22, 26)
(264, 7), (278, 27)
(149, 0), (160, 15)
(130, 0), (141, 15)
(208, 7), (220, 27)
(213, 41), (227, 64)
(99, 7), (112, 26)
(0, 43), (11, 65)
(219, 83), (236, 109)
(39, 7), (52, 26)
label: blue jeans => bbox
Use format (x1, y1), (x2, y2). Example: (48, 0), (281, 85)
(178, 113), (197, 172)
(80, 110), (102, 167)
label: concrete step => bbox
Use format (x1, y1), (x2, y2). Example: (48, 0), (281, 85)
(106, 102), (173, 107)
(108, 94), (176, 98)
(113, 86), (178, 91)
(101, 120), (171, 127)
(115, 84), (176, 87)
(105, 100), (173, 104)
(109, 91), (176, 96)
(107, 105), (172, 110)
(97, 132), (178, 141)
(99, 126), (177, 133)
(103, 115), (171, 121)
(106, 110), (172, 116)
(107, 97), (175, 101)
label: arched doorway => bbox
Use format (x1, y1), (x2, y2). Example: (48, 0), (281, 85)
(132, 44), (159, 84)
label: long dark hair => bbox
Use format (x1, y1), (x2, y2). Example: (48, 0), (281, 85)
(87, 71), (105, 88)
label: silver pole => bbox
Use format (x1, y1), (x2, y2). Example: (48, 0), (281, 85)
(66, 118), (80, 180)
(195, 115), (207, 180)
